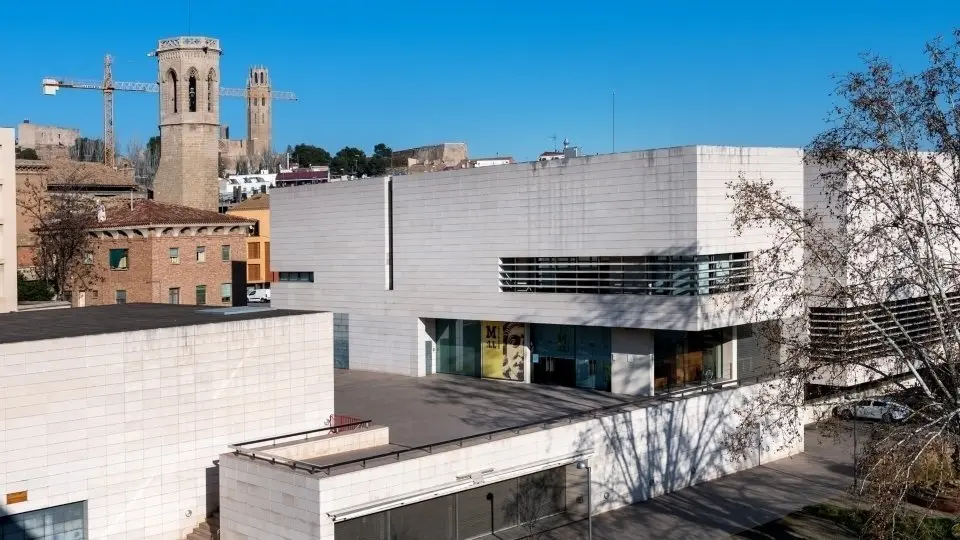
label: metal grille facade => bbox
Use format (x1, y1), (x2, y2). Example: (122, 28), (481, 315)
(498, 254), (752, 295)
(809, 293), (960, 361)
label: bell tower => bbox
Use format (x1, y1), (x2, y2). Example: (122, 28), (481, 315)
(153, 36), (222, 211)
(246, 66), (272, 161)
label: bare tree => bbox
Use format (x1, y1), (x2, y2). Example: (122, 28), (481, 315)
(726, 30), (960, 536)
(125, 137), (159, 188)
(19, 164), (100, 301)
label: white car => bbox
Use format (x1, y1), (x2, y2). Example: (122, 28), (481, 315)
(835, 399), (909, 423)
(247, 289), (271, 303)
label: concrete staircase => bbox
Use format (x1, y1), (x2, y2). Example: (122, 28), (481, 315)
(184, 511), (219, 540)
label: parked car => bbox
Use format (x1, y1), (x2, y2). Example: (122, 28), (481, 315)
(834, 399), (909, 423)
(247, 289), (271, 303)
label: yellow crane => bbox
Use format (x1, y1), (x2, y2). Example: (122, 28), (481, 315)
(41, 55), (297, 168)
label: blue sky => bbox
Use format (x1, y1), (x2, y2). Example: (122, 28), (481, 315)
(3, 0), (960, 161)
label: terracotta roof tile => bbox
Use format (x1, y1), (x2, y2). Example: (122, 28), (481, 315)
(93, 199), (254, 229)
(230, 194), (270, 211)
(46, 158), (139, 187)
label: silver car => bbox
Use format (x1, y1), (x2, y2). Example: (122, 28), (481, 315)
(835, 399), (909, 423)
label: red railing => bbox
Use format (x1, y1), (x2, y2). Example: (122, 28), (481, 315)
(329, 414), (365, 434)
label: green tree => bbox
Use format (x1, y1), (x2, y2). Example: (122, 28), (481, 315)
(16, 148), (39, 160)
(365, 143), (393, 177)
(147, 135), (161, 159)
(69, 137), (105, 162)
(291, 144), (331, 167)
(331, 147), (367, 177)
(17, 272), (52, 301)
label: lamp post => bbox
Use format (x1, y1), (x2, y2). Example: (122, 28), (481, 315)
(576, 460), (592, 540)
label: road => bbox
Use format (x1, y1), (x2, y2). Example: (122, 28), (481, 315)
(536, 421), (871, 540)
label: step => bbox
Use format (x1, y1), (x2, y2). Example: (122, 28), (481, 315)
(186, 532), (212, 540)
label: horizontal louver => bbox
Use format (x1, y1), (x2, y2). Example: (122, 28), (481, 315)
(498, 254), (752, 296)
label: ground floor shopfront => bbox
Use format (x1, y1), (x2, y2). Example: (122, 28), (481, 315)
(431, 319), (754, 396)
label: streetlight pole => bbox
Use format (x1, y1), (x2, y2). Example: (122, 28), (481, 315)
(577, 461), (592, 540)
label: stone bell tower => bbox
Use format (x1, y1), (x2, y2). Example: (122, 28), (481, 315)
(246, 66), (272, 160)
(153, 36), (222, 211)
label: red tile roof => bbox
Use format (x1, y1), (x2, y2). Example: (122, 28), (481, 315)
(93, 199), (254, 229)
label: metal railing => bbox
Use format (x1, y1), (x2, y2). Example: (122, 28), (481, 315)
(228, 374), (774, 477)
(231, 421), (372, 448)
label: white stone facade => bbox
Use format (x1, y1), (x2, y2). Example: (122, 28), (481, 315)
(0, 128), (16, 313)
(219, 379), (802, 540)
(0, 312), (333, 539)
(270, 146), (805, 382)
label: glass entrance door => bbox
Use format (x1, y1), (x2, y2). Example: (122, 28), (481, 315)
(531, 324), (612, 392)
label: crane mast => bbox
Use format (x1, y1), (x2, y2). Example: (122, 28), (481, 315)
(103, 55), (115, 167)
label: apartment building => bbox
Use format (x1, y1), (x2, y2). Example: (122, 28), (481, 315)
(81, 199), (254, 306)
(0, 128), (17, 312)
(227, 193), (271, 290)
(270, 146), (804, 395)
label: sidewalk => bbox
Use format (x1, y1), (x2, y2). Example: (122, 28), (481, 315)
(539, 424), (861, 539)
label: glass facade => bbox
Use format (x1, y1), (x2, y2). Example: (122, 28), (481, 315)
(531, 324), (611, 391)
(653, 329), (729, 391)
(0, 501), (86, 540)
(436, 319), (481, 377)
(334, 313), (350, 369)
(335, 466), (568, 540)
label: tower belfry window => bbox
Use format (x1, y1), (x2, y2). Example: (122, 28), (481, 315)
(168, 69), (178, 113)
(188, 74), (197, 112)
(207, 70), (215, 112)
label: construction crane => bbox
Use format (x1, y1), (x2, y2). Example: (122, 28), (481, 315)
(41, 55), (298, 168)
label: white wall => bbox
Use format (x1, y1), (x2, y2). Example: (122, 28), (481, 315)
(0, 313), (333, 540)
(0, 128), (16, 313)
(219, 379), (803, 540)
(271, 146), (804, 376)
(611, 328), (653, 396)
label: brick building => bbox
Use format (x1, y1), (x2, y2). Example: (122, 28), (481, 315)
(15, 158), (145, 273)
(81, 199), (253, 306)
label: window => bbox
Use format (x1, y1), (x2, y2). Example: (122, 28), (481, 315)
(221, 245), (231, 262)
(248, 241), (260, 259)
(221, 283), (232, 303)
(168, 69), (178, 113)
(109, 248), (129, 270)
(168, 287), (180, 304)
(169, 247), (180, 264)
(262, 97), (266, 106)
(115, 290), (127, 304)
(196, 246), (206, 263)
(247, 263), (261, 281)
(196, 285), (206, 305)
(207, 69), (216, 113)
(83, 251), (93, 265)
(278, 271), (314, 282)
(188, 73), (197, 112)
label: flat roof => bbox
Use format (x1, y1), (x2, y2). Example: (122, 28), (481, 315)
(335, 370), (632, 447)
(0, 303), (316, 344)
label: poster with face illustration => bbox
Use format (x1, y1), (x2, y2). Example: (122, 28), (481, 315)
(481, 321), (525, 381)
